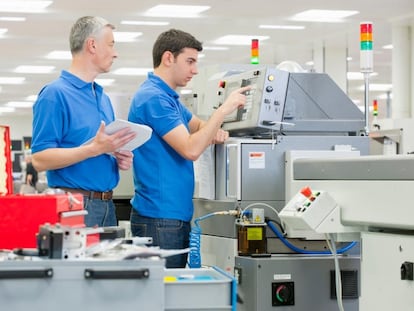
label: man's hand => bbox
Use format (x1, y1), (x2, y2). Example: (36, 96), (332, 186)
(91, 121), (137, 156)
(114, 150), (134, 170)
(212, 128), (229, 144)
(218, 85), (251, 116)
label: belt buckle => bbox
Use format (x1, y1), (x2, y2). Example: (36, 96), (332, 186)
(101, 191), (111, 200)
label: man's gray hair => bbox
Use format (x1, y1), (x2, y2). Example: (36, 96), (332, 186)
(69, 16), (115, 54)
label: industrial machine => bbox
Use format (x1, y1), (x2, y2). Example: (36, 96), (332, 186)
(192, 65), (369, 310)
(202, 66), (365, 137)
(279, 153), (414, 311)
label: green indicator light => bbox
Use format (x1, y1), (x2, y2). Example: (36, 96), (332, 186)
(251, 56), (259, 64)
(360, 41), (373, 50)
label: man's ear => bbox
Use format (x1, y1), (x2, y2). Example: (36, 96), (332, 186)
(161, 51), (174, 66)
(86, 38), (97, 54)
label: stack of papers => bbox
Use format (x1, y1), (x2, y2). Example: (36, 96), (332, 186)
(83, 119), (152, 151)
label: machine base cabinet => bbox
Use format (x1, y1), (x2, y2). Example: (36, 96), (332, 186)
(359, 231), (414, 311)
(235, 255), (360, 311)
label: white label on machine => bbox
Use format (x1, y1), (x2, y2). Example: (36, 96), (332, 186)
(249, 151), (265, 169)
(274, 274), (292, 280)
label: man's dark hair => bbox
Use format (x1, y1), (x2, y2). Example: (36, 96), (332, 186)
(152, 29), (203, 68)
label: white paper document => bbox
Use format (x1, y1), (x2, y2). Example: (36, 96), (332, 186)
(83, 119), (152, 151)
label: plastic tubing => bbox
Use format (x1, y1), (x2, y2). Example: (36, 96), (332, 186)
(188, 211), (226, 268)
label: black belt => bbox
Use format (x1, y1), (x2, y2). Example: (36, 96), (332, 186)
(58, 187), (113, 201)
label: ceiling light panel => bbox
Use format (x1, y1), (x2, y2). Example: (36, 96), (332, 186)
(347, 72), (378, 80)
(0, 1), (52, 13)
(113, 67), (152, 76)
(46, 50), (71, 60)
(0, 17), (26, 22)
(291, 10), (359, 22)
(213, 35), (269, 45)
(0, 107), (15, 112)
(259, 25), (305, 30)
(6, 101), (33, 108)
(121, 20), (169, 26)
(14, 65), (55, 74)
(0, 77), (25, 84)
(113, 31), (142, 42)
(357, 83), (392, 92)
(203, 46), (230, 51)
(145, 5), (210, 18)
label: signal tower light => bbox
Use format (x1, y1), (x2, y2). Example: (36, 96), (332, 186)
(251, 39), (259, 64)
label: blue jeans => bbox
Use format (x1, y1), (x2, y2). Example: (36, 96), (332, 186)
(130, 208), (190, 268)
(84, 197), (117, 227)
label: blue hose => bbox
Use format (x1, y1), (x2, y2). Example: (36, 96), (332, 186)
(188, 224), (202, 268)
(188, 212), (220, 268)
(267, 221), (356, 255)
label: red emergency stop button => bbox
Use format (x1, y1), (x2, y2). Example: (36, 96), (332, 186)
(300, 186), (312, 198)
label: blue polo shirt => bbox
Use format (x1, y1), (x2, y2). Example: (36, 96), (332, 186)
(31, 70), (119, 191)
(128, 72), (194, 222)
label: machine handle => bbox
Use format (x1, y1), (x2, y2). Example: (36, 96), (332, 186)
(225, 143), (239, 199)
(0, 268), (53, 279)
(84, 268), (150, 280)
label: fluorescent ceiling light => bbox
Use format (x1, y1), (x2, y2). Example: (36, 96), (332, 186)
(6, 101), (33, 108)
(95, 78), (115, 86)
(113, 31), (142, 42)
(382, 44), (393, 50)
(0, 107), (15, 112)
(291, 10), (359, 23)
(377, 92), (393, 100)
(26, 95), (38, 101)
(0, 1), (52, 13)
(121, 20), (169, 26)
(113, 67), (152, 76)
(213, 35), (269, 45)
(14, 65), (55, 74)
(46, 50), (71, 60)
(0, 17), (26, 22)
(0, 77), (25, 84)
(347, 72), (378, 80)
(259, 24), (305, 30)
(0, 28), (8, 35)
(180, 89), (193, 95)
(203, 46), (229, 51)
(145, 5), (210, 18)
(357, 83), (392, 92)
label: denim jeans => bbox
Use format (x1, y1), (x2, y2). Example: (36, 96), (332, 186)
(84, 197), (117, 227)
(130, 208), (190, 268)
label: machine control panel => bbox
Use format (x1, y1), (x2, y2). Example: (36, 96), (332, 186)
(214, 67), (290, 136)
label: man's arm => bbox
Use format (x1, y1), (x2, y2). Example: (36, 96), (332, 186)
(162, 86), (249, 161)
(32, 122), (136, 172)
